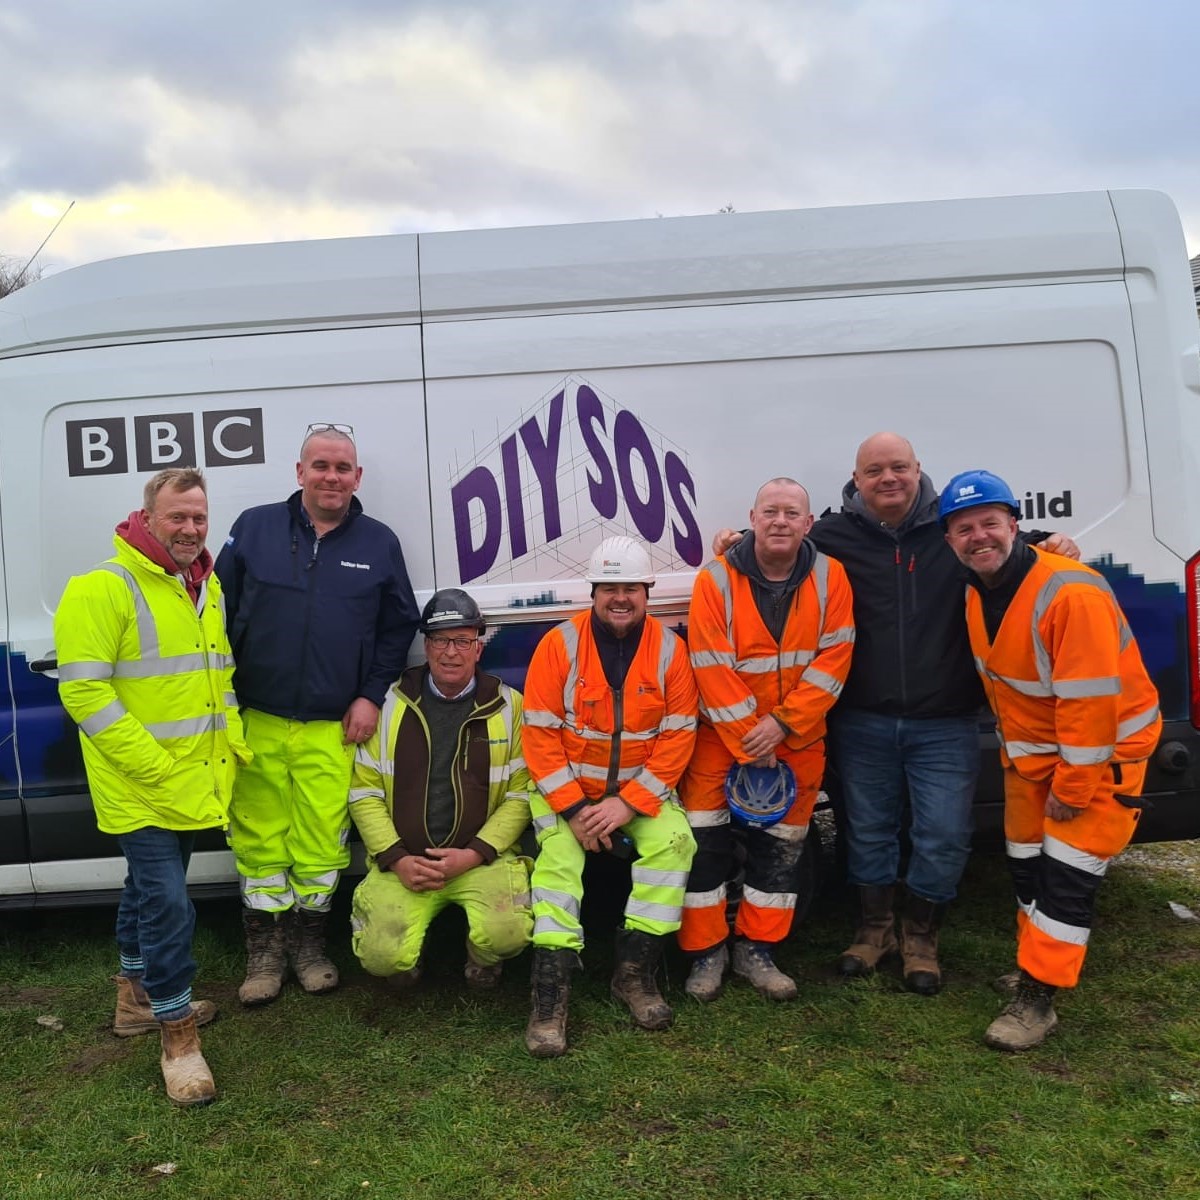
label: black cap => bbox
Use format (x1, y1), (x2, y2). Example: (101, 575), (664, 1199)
(420, 588), (485, 634)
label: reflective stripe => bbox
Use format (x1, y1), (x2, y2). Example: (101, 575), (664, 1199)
(145, 713), (227, 739)
(1030, 570), (1117, 689)
(348, 787), (385, 805)
(488, 765), (511, 784)
(532, 888), (580, 917)
(532, 812), (558, 834)
(686, 808), (730, 828)
(818, 625), (855, 650)
(692, 649), (736, 669)
(99, 563), (159, 656)
(626, 898), (683, 923)
(80, 699), (128, 737)
(522, 709), (563, 728)
(1059, 743), (1114, 766)
(534, 916), (580, 939)
(1053, 676), (1120, 699)
(1029, 907), (1090, 946)
(1006, 840), (1042, 860)
(684, 884), (726, 907)
(110, 652), (212, 679)
(507, 756), (526, 773)
(578, 763), (639, 783)
(737, 653), (811, 675)
(58, 661), (115, 681)
(1043, 834), (1108, 877)
(660, 713), (696, 732)
(536, 765), (577, 795)
(558, 619), (581, 729)
(634, 767), (673, 802)
(703, 696), (758, 724)
(1117, 704), (1160, 741)
(765, 821), (808, 843)
(1005, 740), (1059, 758)
(991, 672), (1054, 698)
(632, 866), (690, 889)
(742, 884), (797, 910)
(702, 560), (736, 646)
(801, 667), (843, 699)
(295, 869), (339, 890)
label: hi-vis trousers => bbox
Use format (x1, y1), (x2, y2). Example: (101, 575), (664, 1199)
(1003, 760), (1145, 989)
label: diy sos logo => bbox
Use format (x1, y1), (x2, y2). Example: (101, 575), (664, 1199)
(450, 380), (702, 585)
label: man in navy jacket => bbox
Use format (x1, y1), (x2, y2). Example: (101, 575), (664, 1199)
(215, 424), (420, 1005)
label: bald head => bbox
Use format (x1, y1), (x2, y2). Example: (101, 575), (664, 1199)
(853, 432), (921, 526)
(753, 476), (810, 511)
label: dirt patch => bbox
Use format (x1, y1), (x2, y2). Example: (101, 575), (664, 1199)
(0, 986), (66, 1007)
(65, 1040), (132, 1075)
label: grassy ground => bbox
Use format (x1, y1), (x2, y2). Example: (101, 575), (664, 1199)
(2, 850), (1198, 1200)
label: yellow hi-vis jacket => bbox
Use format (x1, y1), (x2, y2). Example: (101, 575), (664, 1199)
(965, 548), (1162, 810)
(55, 536), (251, 834)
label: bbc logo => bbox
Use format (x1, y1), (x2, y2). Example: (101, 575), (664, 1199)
(66, 409), (266, 477)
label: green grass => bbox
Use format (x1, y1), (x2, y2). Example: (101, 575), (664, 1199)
(3, 851), (1199, 1200)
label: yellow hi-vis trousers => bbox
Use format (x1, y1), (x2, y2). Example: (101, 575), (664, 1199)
(228, 709), (354, 913)
(529, 794), (696, 953)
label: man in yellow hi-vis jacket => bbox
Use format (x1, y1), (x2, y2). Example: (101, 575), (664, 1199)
(55, 467), (251, 1106)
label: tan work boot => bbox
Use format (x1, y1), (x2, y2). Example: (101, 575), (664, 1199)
(984, 971), (1058, 1051)
(239, 910), (288, 1007)
(900, 893), (944, 996)
(525, 948), (577, 1058)
(287, 908), (339, 994)
(113, 975), (217, 1038)
(837, 884), (899, 978)
(731, 938), (798, 1001)
(684, 943), (729, 1003)
(159, 1012), (216, 1106)
(610, 929), (673, 1031)
(464, 945), (503, 991)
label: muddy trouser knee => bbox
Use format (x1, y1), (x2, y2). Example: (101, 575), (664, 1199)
(621, 800), (695, 936)
(351, 852), (532, 975)
(1003, 761), (1144, 989)
(529, 797), (588, 952)
(229, 709), (354, 914)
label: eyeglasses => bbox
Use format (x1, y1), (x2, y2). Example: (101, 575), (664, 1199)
(426, 634), (479, 652)
(304, 422), (355, 441)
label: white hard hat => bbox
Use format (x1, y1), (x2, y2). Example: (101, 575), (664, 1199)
(585, 535), (656, 586)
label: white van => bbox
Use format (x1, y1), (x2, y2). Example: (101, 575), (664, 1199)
(1, 188), (1197, 907)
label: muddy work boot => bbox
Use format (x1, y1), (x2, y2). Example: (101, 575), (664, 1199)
(525, 948), (578, 1058)
(992, 968), (1021, 997)
(684, 943), (729, 1003)
(113, 975), (217, 1038)
(287, 908), (340, 994)
(159, 1012), (216, 1106)
(464, 944), (503, 991)
(837, 885), (899, 978)
(732, 938), (798, 1001)
(238, 910), (288, 1007)
(610, 929), (674, 1031)
(900, 893), (945, 996)
(984, 970), (1059, 1051)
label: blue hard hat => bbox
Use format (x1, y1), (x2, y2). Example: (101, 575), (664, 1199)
(724, 761), (797, 830)
(937, 469), (1021, 527)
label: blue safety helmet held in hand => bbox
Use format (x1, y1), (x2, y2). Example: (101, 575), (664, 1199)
(724, 761), (797, 829)
(937, 469), (1021, 527)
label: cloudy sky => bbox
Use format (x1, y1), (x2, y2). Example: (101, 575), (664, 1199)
(2, 0), (1198, 276)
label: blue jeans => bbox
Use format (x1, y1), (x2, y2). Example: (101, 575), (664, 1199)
(828, 708), (978, 904)
(115, 827), (197, 1019)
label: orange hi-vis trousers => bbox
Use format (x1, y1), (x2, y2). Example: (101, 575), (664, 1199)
(1003, 759), (1145, 989)
(677, 724), (824, 953)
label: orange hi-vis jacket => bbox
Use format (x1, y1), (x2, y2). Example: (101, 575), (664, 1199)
(522, 611), (699, 818)
(965, 548), (1161, 810)
(688, 551), (856, 760)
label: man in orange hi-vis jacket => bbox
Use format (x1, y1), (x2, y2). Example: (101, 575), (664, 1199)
(940, 469), (1161, 1052)
(521, 535), (698, 1058)
(681, 477), (855, 1002)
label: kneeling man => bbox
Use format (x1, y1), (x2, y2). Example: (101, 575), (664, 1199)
(348, 589), (533, 990)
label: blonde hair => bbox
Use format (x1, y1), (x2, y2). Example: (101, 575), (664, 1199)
(143, 467), (206, 511)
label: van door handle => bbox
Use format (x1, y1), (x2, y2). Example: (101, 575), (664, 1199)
(29, 652), (58, 678)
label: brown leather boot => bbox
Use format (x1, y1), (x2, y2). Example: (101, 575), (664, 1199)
(836, 885), (898, 978)
(900, 893), (944, 996)
(610, 929), (673, 1031)
(159, 1012), (216, 1106)
(113, 975), (217, 1038)
(287, 908), (339, 994)
(525, 948), (577, 1058)
(238, 910), (288, 1007)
